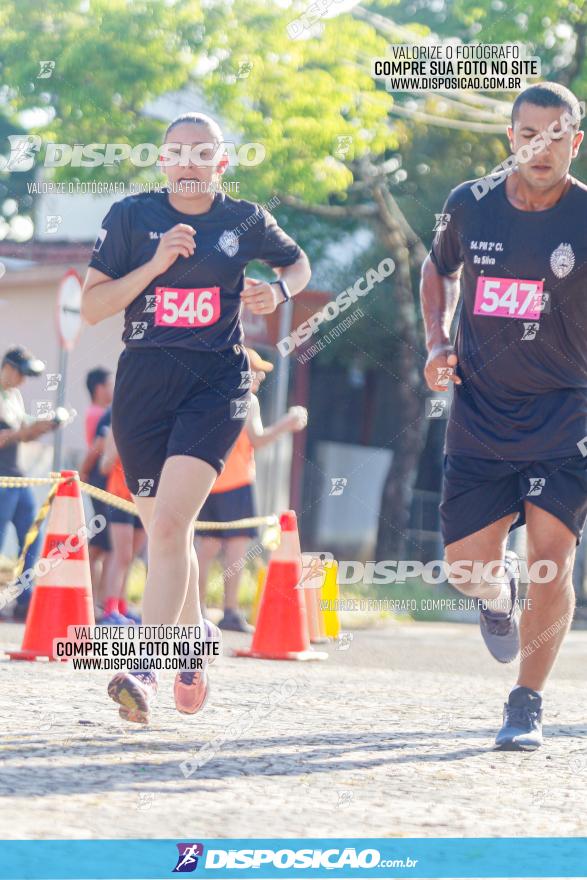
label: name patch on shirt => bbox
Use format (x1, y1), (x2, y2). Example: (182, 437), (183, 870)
(473, 276), (544, 320)
(154, 286), (221, 328)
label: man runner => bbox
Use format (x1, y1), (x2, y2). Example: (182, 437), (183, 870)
(421, 82), (587, 750)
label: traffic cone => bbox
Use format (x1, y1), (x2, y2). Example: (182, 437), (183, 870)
(251, 565), (266, 626)
(7, 471), (95, 661)
(234, 511), (328, 661)
(321, 560), (341, 639)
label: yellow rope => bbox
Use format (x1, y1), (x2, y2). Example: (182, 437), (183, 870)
(13, 479), (62, 579)
(0, 474), (281, 533)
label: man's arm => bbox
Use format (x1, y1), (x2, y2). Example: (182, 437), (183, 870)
(99, 428), (118, 476)
(79, 435), (105, 483)
(0, 420), (55, 448)
(420, 255), (462, 392)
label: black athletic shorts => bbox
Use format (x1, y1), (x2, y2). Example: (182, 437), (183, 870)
(441, 454), (587, 546)
(197, 483), (259, 539)
(108, 505), (143, 529)
(111, 345), (251, 497)
(88, 497), (111, 552)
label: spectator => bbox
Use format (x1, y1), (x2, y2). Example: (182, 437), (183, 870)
(79, 368), (113, 610)
(196, 351), (307, 632)
(0, 347), (58, 620)
(99, 424), (146, 625)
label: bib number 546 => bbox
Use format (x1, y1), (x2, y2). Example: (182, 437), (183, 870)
(154, 286), (220, 327)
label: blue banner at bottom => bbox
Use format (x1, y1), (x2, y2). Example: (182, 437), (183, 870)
(0, 838), (586, 880)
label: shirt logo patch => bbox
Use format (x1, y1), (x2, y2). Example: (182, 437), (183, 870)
(550, 243), (575, 278)
(93, 227), (108, 252)
(218, 229), (239, 257)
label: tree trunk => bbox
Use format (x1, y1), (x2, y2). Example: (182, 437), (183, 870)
(373, 184), (428, 561)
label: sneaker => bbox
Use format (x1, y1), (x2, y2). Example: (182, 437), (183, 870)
(218, 608), (254, 633)
(494, 687), (543, 751)
(108, 670), (158, 724)
(98, 611), (132, 626)
(479, 550), (520, 664)
(173, 620), (222, 715)
(122, 608), (142, 624)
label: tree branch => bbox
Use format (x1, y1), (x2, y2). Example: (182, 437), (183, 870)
(279, 195), (377, 218)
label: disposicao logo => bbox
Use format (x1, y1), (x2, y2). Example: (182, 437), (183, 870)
(173, 842), (204, 873)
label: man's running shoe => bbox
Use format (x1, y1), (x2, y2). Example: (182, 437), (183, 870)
(108, 670), (158, 724)
(479, 550), (520, 664)
(99, 611), (132, 626)
(494, 687), (543, 751)
(173, 620), (221, 715)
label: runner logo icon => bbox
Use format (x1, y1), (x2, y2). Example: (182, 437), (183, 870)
(173, 842), (204, 873)
(550, 242), (575, 278)
(218, 229), (239, 257)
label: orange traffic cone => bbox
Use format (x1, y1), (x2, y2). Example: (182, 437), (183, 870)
(234, 511), (328, 661)
(7, 470), (95, 661)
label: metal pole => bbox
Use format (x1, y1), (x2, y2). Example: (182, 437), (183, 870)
(267, 300), (294, 514)
(52, 347), (68, 471)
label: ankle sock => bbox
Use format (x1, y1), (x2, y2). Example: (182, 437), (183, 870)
(511, 685), (543, 698)
(104, 597), (119, 616)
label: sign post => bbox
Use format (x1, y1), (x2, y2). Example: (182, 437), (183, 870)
(53, 269), (82, 470)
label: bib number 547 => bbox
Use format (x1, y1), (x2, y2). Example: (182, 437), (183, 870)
(154, 286), (220, 327)
(473, 276), (544, 320)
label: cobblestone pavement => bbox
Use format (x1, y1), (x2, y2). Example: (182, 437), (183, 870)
(0, 620), (586, 840)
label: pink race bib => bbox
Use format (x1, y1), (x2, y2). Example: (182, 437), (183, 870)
(473, 276), (543, 320)
(154, 286), (220, 328)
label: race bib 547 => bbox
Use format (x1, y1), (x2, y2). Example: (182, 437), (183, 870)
(154, 286), (220, 327)
(473, 276), (544, 320)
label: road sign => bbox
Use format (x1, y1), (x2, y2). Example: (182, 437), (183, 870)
(56, 268), (82, 352)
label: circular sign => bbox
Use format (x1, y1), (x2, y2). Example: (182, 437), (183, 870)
(57, 268), (82, 351)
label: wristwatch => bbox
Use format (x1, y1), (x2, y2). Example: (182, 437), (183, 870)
(271, 279), (292, 304)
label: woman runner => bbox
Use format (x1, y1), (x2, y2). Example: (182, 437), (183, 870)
(82, 112), (310, 722)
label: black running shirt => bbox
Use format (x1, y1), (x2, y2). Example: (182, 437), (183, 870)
(430, 176), (587, 461)
(89, 190), (301, 351)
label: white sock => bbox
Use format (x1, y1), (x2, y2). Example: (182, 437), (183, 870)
(483, 579), (512, 616)
(511, 685), (543, 698)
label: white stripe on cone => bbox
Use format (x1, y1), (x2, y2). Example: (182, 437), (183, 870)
(35, 559), (92, 588)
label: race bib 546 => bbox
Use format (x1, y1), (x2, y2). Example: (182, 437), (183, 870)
(473, 276), (543, 320)
(154, 286), (220, 327)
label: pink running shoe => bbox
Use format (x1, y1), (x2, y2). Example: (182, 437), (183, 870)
(173, 620), (221, 716)
(108, 670), (158, 724)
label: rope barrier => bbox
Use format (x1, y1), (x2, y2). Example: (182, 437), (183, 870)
(1, 473), (281, 543)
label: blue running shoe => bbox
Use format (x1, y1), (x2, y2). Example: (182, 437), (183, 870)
(495, 687), (543, 751)
(479, 550), (520, 664)
(98, 611), (132, 626)
(122, 609), (142, 624)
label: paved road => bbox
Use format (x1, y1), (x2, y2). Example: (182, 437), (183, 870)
(0, 620), (586, 840)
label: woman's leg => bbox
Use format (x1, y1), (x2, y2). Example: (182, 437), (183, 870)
(194, 535), (222, 615)
(135, 455), (216, 626)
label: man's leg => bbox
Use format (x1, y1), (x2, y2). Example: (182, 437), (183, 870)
(518, 503), (576, 691)
(218, 535), (254, 632)
(222, 536), (251, 611)
(445, 513), (517, 606)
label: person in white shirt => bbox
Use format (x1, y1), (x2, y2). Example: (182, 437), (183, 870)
(0, 347), (58, 620)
